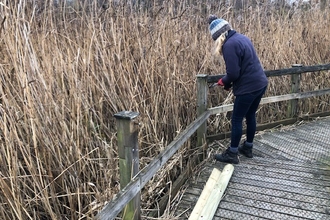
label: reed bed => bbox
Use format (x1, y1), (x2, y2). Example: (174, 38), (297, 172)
(0, 1), (329, 219)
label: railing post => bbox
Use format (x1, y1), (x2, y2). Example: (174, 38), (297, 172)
(287, 64), (302, 118)
(114, 111), (140, 220)
(196, 74), (208, 158)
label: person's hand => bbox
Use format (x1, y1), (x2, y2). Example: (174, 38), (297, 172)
(218, 78), (232, 91)
(217, 78), (224, 86)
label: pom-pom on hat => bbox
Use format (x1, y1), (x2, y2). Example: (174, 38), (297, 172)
(208, 15), (232, 41)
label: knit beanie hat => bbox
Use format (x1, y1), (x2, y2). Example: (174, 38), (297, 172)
(208, 15), (232, 41)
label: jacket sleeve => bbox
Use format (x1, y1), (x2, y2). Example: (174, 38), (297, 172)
(221, 42), (242, 85)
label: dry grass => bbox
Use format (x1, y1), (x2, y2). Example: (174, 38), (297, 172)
(0, 1), (329, 219)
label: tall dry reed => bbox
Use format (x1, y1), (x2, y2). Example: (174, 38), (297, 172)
(0, 1), (329, 219)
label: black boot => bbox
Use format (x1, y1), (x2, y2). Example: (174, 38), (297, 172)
(214, 148), (239, 164)
(238, 141), (253, 158)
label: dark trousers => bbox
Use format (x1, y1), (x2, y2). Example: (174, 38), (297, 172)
(231, 86), (267, 148)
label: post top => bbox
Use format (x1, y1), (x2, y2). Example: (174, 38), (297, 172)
(196, 74), (208, 78)
(114, 111), (139, 120)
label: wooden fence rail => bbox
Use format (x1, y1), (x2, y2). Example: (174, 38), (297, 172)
(96, 111), (210, 220)
(206, 63), (330, 82)
(96, 63), (330, 220)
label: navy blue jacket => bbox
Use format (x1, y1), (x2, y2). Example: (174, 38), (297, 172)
(221, 30), (268, 95)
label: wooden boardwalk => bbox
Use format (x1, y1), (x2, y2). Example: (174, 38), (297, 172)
(172, 117), (330, 220)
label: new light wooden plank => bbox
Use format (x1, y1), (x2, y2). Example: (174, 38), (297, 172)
(189, 164), (234, 220)
(198, 164), (234, 220)
(188, 168), (222, 220)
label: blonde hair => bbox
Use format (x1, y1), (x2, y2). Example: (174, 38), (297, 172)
(213, 31), (228, 56)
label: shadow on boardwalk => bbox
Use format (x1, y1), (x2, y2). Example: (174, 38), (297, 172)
(171, 117), (330, 220)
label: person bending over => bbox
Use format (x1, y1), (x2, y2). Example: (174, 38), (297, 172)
(208, 15), (268, 164)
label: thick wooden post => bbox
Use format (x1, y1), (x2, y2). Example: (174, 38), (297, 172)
(196, 75), (208, 158)
(287, 64), (302, 118)
(114, 111), (140, 220)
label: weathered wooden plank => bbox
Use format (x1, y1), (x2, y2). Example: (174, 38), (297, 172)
(138, 110), (210, 187)
(207, 111), (330, 142)
(208, 89), (330, 115)
(266, 132), (330, 157)
(286, 128), (330, 149)
(235, 165), (330, 187)
(216, 200), (317, 220)
(214, 205), (270, 220)
(148, 146), (205, 218)
(208, 103), (234, 115)
(232, 170), (328, 193)
(179, 195), (198, 208)
(260, 88), (330, 105)
(264, 63), (330, 77)
(242, 156), (330, 176)
(174, 206), (192, 219)
(183, 188), (204, 197)
(256, 135), (329, 164)
(239, 162), (330, 181)
(96, 178), (141, 220)
(229, 175), (330, 199)
(206, 63), (330, 83)
(219, 196), (330, 220)
(206, 74), (226, 83)
(228, 184), (330, 212)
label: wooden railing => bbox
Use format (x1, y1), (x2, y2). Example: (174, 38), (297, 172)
(96, 63), (330, 220)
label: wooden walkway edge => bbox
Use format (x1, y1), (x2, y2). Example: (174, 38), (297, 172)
(172, 117), (330, 220)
